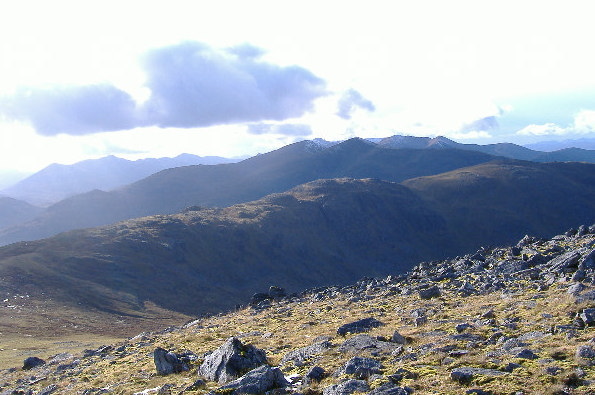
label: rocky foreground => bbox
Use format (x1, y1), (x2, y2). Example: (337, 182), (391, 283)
(1, 225), (595, 394)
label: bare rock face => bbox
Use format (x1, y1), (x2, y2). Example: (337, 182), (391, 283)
(153, 348), (190, 375)
(198, 337), (268, 384)
(217, 365), (288, 395)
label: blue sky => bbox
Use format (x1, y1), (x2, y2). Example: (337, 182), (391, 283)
(1, 0), (595, 172)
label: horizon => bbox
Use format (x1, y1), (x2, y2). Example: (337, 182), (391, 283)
(2, 1), (595, 173)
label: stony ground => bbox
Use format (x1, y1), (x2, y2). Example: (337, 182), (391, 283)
(1, 226), (594, 395)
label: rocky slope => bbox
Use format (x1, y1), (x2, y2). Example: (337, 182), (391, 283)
(1, 226), (594, 394)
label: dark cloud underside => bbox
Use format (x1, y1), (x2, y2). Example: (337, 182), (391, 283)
(336, 89), (375, 120)
(0, 42), (327, 135)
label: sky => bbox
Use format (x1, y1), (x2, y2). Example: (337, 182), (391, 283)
(1, 0), (595, 174)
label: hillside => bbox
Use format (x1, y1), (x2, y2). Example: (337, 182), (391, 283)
(403, 160), (595, 250)
(0, 154), (235, 207)
(0, 138), (496, 246)
(1, 225), (594, 394)
(0, 197), (43, 229)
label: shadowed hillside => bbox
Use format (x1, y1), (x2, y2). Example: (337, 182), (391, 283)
(0, 138), (495, 246)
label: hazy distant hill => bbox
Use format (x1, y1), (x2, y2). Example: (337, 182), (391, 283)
(0, 154), (236, 206)
(524, 137), (595, 151)
(0, 138), (496, 246)
(377, 135), (595, 163)
(0, 159), (593, 318)
(0, 197), (43, 229)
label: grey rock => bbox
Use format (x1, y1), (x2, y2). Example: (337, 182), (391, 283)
(390, 331), (408, 344)
(198, 337), (267, 384)
(515, 349), (538, 359)
(450, 367), (507, 383)
(250, 292), (270, 306)
(337, 317), (384, 336)
(304, 366), (326, 384)
(184, 379), (207, 391)
(567, 282), (586, 295)
(336, 357), (382, 379)
(323, 379), (370, 395)
(217, 365), (288, 395)
(281, 340), (333, 365)
(578, 308), (595, 327)
(153, 348), (189, 375)
(548, 250), (582, 273)
(268, 286), (287, 300)
(38, 385), (58, 395)
(576, 344), (595, 366)
(338, 334), (400, 354)
(418, 285), (441, 300)
(22, 356), (45, 370)
(466, 390), (494, 395)
(367, 382), (411, 395)
(503, 363), (521, 372)
(455, 323), (473, 333)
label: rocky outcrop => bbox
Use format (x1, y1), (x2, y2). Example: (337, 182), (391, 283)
(216, 365), (288, 395)
(197, 337), (267, 384)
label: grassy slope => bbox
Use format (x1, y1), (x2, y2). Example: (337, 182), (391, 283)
(0, 232), (593, 394)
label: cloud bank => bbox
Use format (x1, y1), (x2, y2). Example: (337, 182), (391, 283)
(0, 42), (327, 135)
(517, 109), (595, 137)
(336, 89), (375, 119)
(247, 123), (313, 137)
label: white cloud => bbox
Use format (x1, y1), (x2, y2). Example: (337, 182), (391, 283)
(449, 130), (493, 140)
(517, 123), (567, 136)
(573, 109), (595, 133)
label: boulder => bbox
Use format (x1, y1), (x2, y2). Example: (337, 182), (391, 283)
(304, 366), (326, 384)
(22, 356), (46, 370)
(323, 379), (370, 395)
(198, 337), (267, 384)
(337, 317), (384, 336)
(418, 285), (441, 300)
(576, 345), (595, 366)
(390, 330), (408, 344)
(367, 382), (411, 395)
(335, 357), (382, 379)
(268, 286), (287, 300)
(153, 347), (189, 375)
(281, 340), (333, 365)
(217, 365), (288, 395)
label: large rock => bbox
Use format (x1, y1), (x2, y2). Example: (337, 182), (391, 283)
(217, 365), (288, 395)
(576, 345), (595, 366)
(337, 317), (384, 336)
(418, 285), (441, 299)
(22, 356), (46, 370)
(281, 340), (333, 365)
(153, 347), (189, 375)
(323, 379), (370, 395)
(198, 337), (268, 384)
(368, 382), (411, 395)
(335, 356), (382, 379)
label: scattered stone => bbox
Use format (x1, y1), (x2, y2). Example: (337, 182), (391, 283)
(567, 283), (586, 296)
(303, 366), (326, 385)
(455, 323), (473, 333)
(577, 308), (595, 327)
(184, 379), (207, 391)
(337, 317), (384, 336)
(38, 384), (58, 395)
(198, 337), (267, 384)
(217, 365), (288, 395)
(390, 331), (408, 344)
(451, 367), (507, 383)
(323, 379), (370, 395)
(480, 309), (495, 319)
(335, 357), (382, 379)
(515, 349), (539, 360)
(466, 390), (494, 395)
(153, 348), (189, 375)
(268, 286), (286, 300)
(502, 363), (521, 372)
(418, 285), (441, 300)
(338, 334), (400, 354)
(576, 344), (595, 366)
(281, 340), (333, 365)
(367, 382), (411, 395)
(250, 292), (270, 306)
(22, 356), (46, 370)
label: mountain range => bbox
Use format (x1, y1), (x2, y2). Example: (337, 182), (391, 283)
(0, 159), (593, 321)
(0, 153), (236, 207)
